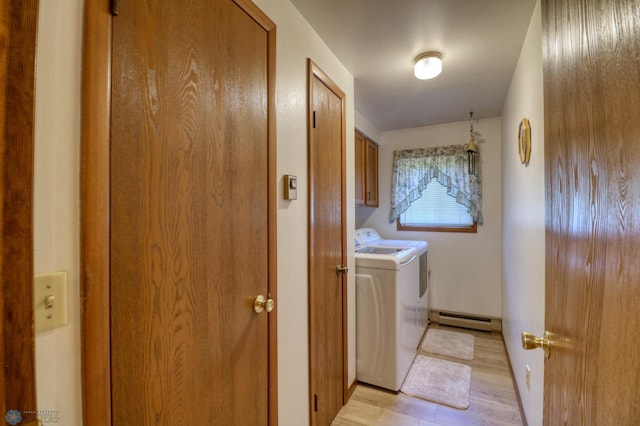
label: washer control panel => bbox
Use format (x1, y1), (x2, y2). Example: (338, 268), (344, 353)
(354, 228), (382, 246)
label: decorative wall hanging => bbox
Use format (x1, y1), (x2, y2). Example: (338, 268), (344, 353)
(518, 118), (531, 165)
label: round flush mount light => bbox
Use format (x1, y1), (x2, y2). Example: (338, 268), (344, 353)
(414, 51), (442, 80)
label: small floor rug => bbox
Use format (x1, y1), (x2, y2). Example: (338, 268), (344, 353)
(401, 355), (471, 410)
(421, 328), (475, 360)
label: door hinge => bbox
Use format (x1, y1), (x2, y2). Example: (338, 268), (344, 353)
(313, 111), (316, 128)
(111, 0), (120, 16)
(314, 394), (318, 412)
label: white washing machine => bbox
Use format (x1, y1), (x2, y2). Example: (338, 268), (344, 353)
(355, 244), (419, 391)
(356, 228), (429, 342)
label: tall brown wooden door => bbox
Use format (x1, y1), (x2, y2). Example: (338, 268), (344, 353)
(91, 0), (278, 424)
(0, 1), (38, 423)
(308, 60), (347, 426)
(542, 0), (640, 424)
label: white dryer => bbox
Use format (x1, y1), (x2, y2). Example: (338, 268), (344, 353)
(355, 244), (419, 391)
(356, 228), (429, 342)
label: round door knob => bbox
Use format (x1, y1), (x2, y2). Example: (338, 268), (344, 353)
(522, 330), (552, 358)
(254, 295), (274, 314)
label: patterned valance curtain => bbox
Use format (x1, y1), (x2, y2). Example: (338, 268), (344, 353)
(389, 144), (483, 224)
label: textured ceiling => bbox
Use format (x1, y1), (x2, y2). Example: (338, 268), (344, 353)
(289, 0), (537, 131)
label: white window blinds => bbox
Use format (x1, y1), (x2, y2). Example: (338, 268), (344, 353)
(399, 178), (473, 227)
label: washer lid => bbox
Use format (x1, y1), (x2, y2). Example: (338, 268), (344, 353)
(355, 228), (428, 255)
(356, 246), (404, 255)
(355, 246), (417, 269)
(373, 238), (428, 255)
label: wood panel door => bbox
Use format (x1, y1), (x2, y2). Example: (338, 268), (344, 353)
(543, 0), (640, 424)
(0, 0), (38, 423)
(308, 60), (347, 426)
(81, 0), (277, 424)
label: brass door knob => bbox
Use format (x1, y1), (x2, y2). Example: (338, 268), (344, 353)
(522, 330), (552, 358)
(253, 295), (274, 314)
(336, 265), (349, 275)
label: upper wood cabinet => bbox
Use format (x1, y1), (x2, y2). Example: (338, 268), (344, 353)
(355, 131), (366, 205)
(355, 130), (379, 207)
(365, 138), (379, 206)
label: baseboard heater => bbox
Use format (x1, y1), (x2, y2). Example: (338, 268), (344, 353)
(429, 310), (502, 332)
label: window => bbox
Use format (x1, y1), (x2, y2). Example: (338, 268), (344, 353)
(389, 144), (482, 233)
(397, 178), (477, 232)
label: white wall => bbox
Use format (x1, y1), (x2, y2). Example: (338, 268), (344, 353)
(34, 0), (83, 424)
(252, 1), (355, 424)
(34, 1), (355, 425)
(501, 1), (544, 425)
(358, 118), (503, 318)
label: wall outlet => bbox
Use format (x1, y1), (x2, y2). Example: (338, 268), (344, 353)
(525, 365), (531, 390)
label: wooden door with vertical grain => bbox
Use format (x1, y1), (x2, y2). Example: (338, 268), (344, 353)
(0, 0), (38, 422)
(543, 0), (640, 424)
(108, 0), (276, 424)
(308, 60), (347, 426)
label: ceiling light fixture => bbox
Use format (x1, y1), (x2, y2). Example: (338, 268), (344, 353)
(414, 52), (442, 80)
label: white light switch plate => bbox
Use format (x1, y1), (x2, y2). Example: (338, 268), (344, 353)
(34, 271), (68, 333)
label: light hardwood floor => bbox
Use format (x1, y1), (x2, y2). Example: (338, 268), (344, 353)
(333, 325), (525, 426)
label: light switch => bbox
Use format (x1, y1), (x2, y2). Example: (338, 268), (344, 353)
(284, 174), (297, 200)
(34, 271), (68, 333)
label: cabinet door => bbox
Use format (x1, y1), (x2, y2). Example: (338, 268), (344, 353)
(365, 140), (378, 206)
(354, 131), (365, 206)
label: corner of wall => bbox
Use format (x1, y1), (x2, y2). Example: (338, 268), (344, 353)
(355, 111), (381, 142)
(500, 1), (544, 425)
